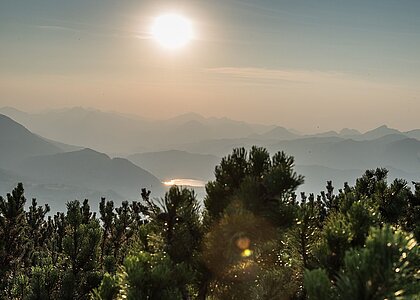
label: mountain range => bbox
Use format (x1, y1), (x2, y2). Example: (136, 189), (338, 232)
(0, 107), (273, 154)
(1, 107), (419, 204)
(2, 107), (418, 155)
(0, 114), (163, 211)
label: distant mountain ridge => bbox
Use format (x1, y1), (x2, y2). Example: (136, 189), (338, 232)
(128, 150), (220, 181)
(405, 129), (420, 140)
(0, 114), (164, 211)
(253, 126), (300, 140)
(1, 107), (419, 201)
(0, 114), (62, 168)
(1, 107), (418, 155)
(0, 107), (275, 154)
(359, 125), (402, 140)
(339, 128), (361, 136)
(17, 148), (163, 200)
(168, 133), (420, 195)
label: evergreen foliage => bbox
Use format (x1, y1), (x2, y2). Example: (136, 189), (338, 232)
(0, 147), (418, 299)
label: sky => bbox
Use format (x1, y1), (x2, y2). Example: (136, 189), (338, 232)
(1, 0), (420, 132)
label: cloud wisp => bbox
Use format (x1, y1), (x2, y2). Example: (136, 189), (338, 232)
(205, 67), (347, 84)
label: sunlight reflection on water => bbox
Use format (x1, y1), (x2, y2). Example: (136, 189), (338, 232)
(162, 178), (207, 205)
(162, 178), (206, 187)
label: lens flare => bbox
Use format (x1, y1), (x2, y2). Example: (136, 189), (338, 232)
(241, 249), (253, 257)
(236, 236), (251, 250)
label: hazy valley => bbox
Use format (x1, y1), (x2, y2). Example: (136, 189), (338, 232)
(0, 107), (419, 211)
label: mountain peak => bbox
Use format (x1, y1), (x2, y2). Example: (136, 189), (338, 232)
(261, 126), (299, 140)
(73, 148), (110, 159)
(168, 112), (206, 124)
(0, 113), (30, 134)
(367, 125), (398, 133)
(361, 125), (402, 140)
(0, 114), (62, 168)
(339, 128), (361, 136)
(376, 125), (389, 130)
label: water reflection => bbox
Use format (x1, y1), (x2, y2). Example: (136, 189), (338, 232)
(162, 178), (207, 205)
(163, 178), (205, 187)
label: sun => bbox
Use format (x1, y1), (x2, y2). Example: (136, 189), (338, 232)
(151, 13), (193, 49)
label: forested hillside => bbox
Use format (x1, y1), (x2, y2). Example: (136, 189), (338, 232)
(0, 147), (418, 299)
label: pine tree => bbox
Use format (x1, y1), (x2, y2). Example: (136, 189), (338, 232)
(61, 200), (102, 300)
(99, 198), (115, 272)
(26, 198), (50, 265)
(201, 147), (305, 299)
(139, 186), (202, 299)
(93, 251), (192, 300)
(0, 183), (31, 297)
(305, 226), (420, 299)
(204, 147), (304, 226)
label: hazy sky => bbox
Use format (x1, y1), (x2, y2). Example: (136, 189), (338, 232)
(1, 0), (420, 132)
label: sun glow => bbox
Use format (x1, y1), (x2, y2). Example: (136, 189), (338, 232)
(151, 13), (193, 49)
